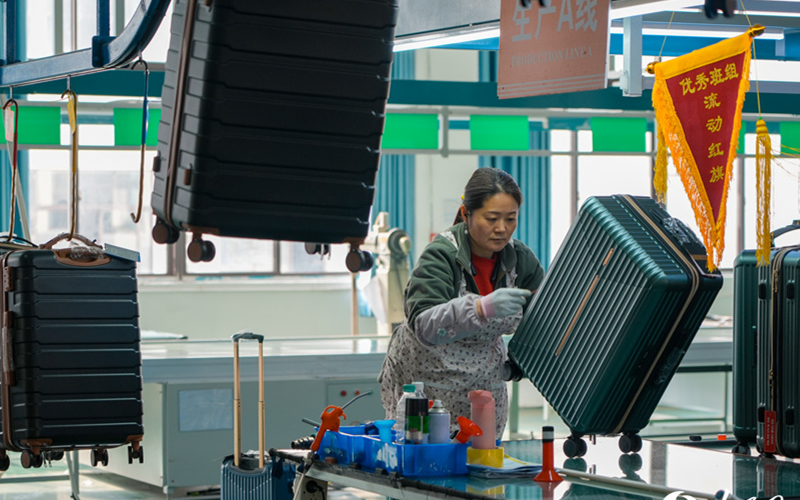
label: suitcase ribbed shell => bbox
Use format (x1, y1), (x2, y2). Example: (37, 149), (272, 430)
(757, 248), (800, 457)
(509, 195), (722, 436)
(152, 0), (398, 243)
(732, 251), (760, 447)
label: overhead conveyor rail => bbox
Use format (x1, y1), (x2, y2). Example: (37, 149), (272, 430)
(0, 0), (171, 88)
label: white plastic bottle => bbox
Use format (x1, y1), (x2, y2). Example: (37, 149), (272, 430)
(412, 381), (427, 400)
(393, 384), (417, 440)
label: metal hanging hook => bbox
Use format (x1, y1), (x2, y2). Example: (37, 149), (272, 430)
(132, 54), (149, 74)
(130, 54), (150, 224)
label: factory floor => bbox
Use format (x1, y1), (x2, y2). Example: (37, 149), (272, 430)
(0, 405), (730, 500)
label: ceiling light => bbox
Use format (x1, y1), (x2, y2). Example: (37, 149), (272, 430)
(394, 25), (500, 52)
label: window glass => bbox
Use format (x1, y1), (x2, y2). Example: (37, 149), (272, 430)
(550, 130), (572, 153)
(185, 237), (275, 274)
(26, 3), (56, 59)
(577, 155), (652, 207)
(549, 154), (572, 263)
(745, 156), (800, 249)
(27, 148), (167, 275)
(280, 242), (349, 274)
(577, 130), (593, 152)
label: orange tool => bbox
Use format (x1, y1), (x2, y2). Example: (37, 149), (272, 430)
(310, 406), (347, 452)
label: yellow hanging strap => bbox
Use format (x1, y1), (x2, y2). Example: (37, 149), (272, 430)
(62, 88), (79, 240)
(3, 97), (19, 242)
(755, 118), (772, 265)
(650, 12), (674, 205)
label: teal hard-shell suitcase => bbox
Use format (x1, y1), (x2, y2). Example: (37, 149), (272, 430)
(508, 195), (723, 458)
(732, 250), (760, 454)
(756, 244), (800, 458)
(732, 221), (800, 456)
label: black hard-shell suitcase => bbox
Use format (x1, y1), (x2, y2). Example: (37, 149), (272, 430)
(732, 222), (800, 455)
(508, 195), (723, 458)
(221, 331), (296, 500)
(756, 238), (800, 458)
(0, 234), (144, 471)
(151, 0), (398, 262)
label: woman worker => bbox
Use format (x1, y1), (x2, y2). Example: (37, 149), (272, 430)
(379, 168), (545, 437)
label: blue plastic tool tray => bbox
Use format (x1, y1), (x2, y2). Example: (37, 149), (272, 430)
(317, 425), (468, 477)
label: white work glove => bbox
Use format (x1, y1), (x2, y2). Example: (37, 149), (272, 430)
(479, 288), (532, 319)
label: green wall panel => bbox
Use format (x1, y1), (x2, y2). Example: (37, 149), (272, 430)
(780, 122), (800, 155)
(470, 115), (529, 150)
(114, 108), (162, 146)
(381, 113), (438, 149)
(0, 107), (61, 145)
(590, 117), (647, 152)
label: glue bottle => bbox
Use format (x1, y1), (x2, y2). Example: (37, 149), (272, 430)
(394, 384), (417, 439)
(428, 399), (451, 444)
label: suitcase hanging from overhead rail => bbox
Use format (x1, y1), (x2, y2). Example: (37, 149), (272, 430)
(0, 234), (144, 471)
(507, 195), (723, 458)
(756, 231), (800, 458)
(150, 0), (399, 265)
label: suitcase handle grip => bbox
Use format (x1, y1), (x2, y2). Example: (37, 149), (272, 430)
(771, 220), (800, 247)
(40, 232), (102, 250)
(232, 331), (264, 343)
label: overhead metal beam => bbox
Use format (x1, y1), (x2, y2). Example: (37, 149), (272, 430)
(0, 0), (170, 88)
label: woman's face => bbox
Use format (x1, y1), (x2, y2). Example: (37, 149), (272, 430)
(464, 193), (519, 258)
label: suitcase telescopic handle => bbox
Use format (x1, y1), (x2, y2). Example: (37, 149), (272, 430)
(231, 331), (265, 469)
(771, 220), (800, 247)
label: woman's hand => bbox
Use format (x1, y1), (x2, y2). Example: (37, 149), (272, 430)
(478, 288), (532, 318)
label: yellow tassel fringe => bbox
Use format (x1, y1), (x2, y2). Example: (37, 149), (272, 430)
(755, 119), (772, 266)
(654, 124), (668, 204)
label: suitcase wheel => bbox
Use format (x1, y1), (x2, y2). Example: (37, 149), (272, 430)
(152, 219), (180, 245)
(731, 442), (751, 455)
(563, 436), (588, 458)
(43, 450), (65, 462)
(20, 450), (43, 469)
(187, 237), (216, 262)
(128, 444), (145, 464)
(0, 453), (10, 471)
(345, 249), (374, 273)
(618, 433), (643, 454)
(91, 448), (110, 467)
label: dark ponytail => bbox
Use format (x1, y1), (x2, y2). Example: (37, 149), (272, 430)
(453, 168), (523, 225)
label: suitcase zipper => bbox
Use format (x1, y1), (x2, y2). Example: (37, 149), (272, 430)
(613, 195), (705, 435)
(0, 251), (21, 452)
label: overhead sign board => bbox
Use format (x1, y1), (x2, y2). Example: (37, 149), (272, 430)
(498, 0), (611, 98)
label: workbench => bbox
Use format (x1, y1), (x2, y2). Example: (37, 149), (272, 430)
(98, 330), (733, 495)
(279, 436), (800, 500)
